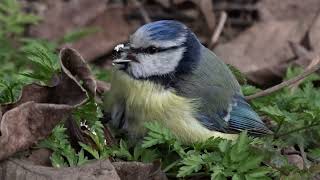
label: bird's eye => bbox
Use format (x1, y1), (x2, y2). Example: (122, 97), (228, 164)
(146, 46), (158, 54)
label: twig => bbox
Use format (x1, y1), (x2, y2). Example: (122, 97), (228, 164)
(291, 57), (320, 91)
(245, 57), (320, 101)
(209, 11), (227, 49)
(276, 122), (320, 138)
(132, 0), (151, 23)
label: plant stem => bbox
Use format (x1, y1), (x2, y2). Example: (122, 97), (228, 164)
(163, 159), (180, 173)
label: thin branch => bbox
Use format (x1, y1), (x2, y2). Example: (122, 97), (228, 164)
(209, 11), (227, 49)
(291, 57), (320, 91)
(276, 122), (320, 138)
(132, 0), (151, 23)
(245, 57), (320, 101)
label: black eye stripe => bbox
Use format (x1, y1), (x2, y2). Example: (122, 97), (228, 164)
(130, 45), (181, 54)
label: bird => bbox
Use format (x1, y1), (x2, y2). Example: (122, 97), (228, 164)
(105, 20), (271, 143)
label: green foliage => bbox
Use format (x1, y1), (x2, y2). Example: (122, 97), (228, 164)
(21, 43), (60, 84)
(228, 64), (247, 85)
(0, 0), (40, 35)
(0, 0), (40, 70)
(40, 99), (111, 166)
(39, 125), (89, 167)
(136, 122), (273, 179)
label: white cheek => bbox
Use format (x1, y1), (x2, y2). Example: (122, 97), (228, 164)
(128, 47), (186, 78)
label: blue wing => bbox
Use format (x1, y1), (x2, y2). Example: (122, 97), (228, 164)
(174, 46), (271, 135)
(228, 94), (271, 135)
(198, 94), (271, 135)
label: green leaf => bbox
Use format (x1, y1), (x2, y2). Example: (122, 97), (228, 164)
(232, 173), (243, 180)
(142, 122), (175, 148)
(79, 142), (100, 159)
(218, 140), (231, 153)
(77, 149), (89, 166)
(177, 153), (203, 177)
(112, 139), (132, 160)
(236, 131), (250, 153)
(245, 167), (271, 178)
(227, 64), (247, 85)
(238, 155), (264, 173)
(51, 152), (68, 168)
(211, 166), (226, 180)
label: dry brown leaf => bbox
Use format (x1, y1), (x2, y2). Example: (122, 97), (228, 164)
(172, 0), (216, 30)
(0, 48), (96, 161)
(287, 155), (304, 170)
(112, 161), (167, 180)
(214, 20), (310, 85)
(60, 47), (97, 96)
(309, 13), (320, 54)
(153, 0), (171, 8)
(29, 0), (140, 62)
(0, 158), (120, 180)
(29, 0), (106, 40)
(27, 148), (52, 167)
(257, 0), (320, 22)
(71, 5), (140, 62)
(0, 102), (73, 161)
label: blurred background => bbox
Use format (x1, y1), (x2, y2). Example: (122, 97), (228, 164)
(4, 0), (320, 87)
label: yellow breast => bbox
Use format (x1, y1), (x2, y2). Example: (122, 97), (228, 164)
(109, 70), (238, 143)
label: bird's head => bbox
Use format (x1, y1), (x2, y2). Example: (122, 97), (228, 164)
(113, 20), (201, 81)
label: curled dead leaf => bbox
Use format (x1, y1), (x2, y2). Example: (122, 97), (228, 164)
(0, 48), (96, 161)
(60, 47), (97, 96)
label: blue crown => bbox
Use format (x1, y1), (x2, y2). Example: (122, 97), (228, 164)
(139, 20), (187, 41)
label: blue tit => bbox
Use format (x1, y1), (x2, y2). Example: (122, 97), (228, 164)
(105, 20), (271, 143)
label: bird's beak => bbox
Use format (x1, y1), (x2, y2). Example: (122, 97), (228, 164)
(112, 59), (132, 65)
(112, 43), (139, 66)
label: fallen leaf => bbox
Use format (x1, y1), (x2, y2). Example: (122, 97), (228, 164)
(29, 0), (140, 62)
(0, 158), (120, 180)
(60, 47), (97, 96)
(0, 102), (73, 161)
(70, 5), (140, 62)
(29, 0), (107, 41)
(153, 0), (171, 8)
(27, 148), (52, 167)
(0, 48), (96, 161)
(172, 0), (216, 30)
(257, 0), (320, 22)
(112, 161), (167, 180)
(309, 13), (320, 54)
(214, 20), (310, 85)
(286, 154), (304, 170)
